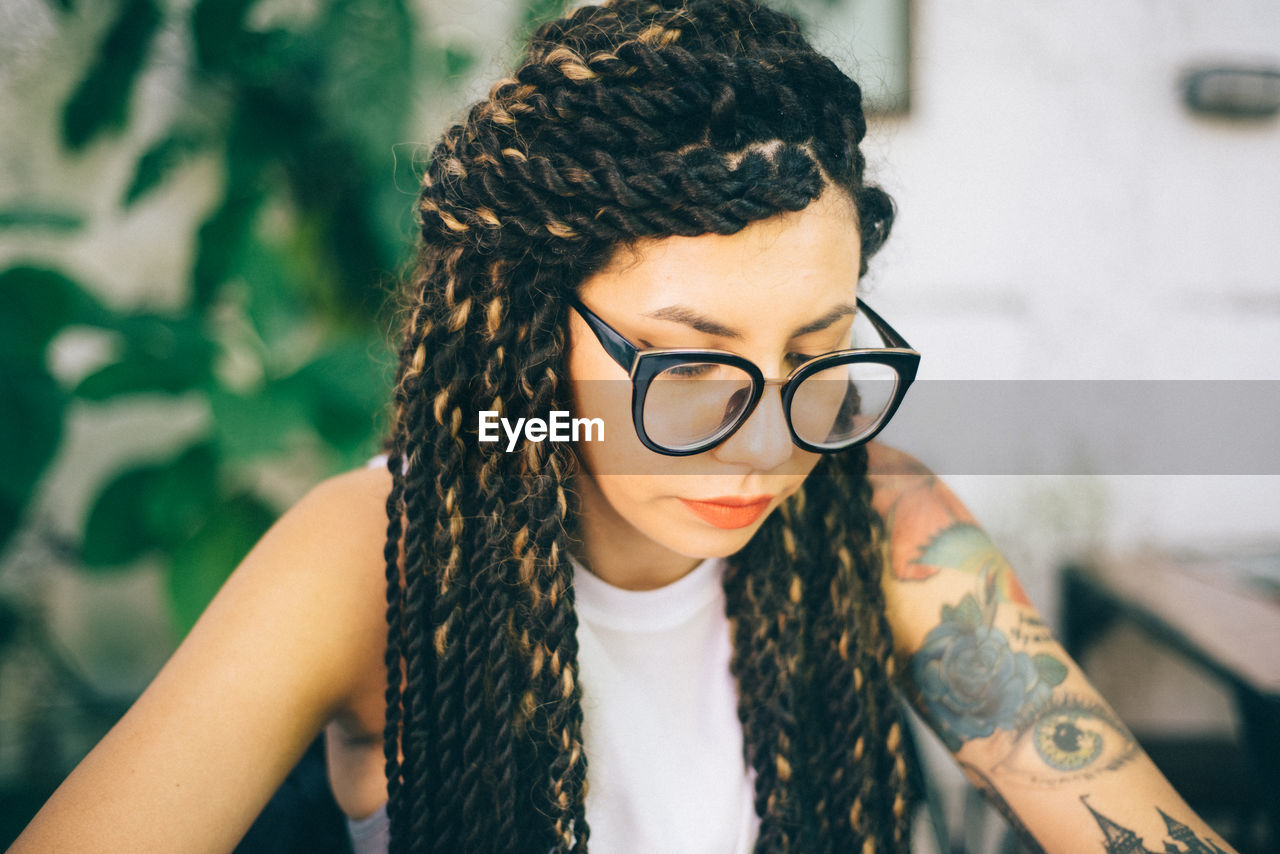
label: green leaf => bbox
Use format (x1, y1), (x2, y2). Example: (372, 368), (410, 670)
(73, 316), (215, 402)
(0, 362), (66, 553)
(62, 0), (163, 150)
(0, 494), (21, 559)
(191, 0), (258, 73)
(79, 441), (222, 569)
(0, 265), (106, 552)
(0, 265), (106, 358)
(192, 193), (259, 308)
(443, 45), (476, 79)
(0, 206), (86, 232)
(0, 363), (65, 496)
(74, 314), (215, 399)
(167, 493), (275, 636)
(944, 593), (983, 629)
(286, 336), (392, 463)
(317, 0), (414, 175)
(917, 523), (1004, 575)
(1033, 653), (1068, 687)
(0, 596), (19, 652)
(80, 466), (163, 568)
(123, 130), (212, 207)
(145, 443), (220, 548)
(208, 386), (313, 461)
(237, 230), (310, 349)
(74, 356), (196, 399)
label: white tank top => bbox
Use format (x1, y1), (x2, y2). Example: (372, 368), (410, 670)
(345, 553), (761, 854)
(572, 552), (761, 853)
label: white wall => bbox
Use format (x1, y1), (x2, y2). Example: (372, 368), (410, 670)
(848, 3), (1279, 847)
(847, 0), (1280, 614)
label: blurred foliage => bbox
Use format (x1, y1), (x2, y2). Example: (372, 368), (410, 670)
(0, 0), (580, 640)
(0, 0), (849, 638)
(1, 0), (857, 842)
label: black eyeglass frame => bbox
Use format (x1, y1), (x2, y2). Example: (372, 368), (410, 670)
(570, 296), (921, 456)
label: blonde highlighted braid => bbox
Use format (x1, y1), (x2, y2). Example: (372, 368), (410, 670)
(382, 2), (914, 852)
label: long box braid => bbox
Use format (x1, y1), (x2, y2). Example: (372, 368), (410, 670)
(380, 2), (913, 852)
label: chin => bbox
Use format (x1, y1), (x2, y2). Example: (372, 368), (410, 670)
(655, 510), (775, 560)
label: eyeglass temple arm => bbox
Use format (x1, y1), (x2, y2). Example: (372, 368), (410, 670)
(856, 297), (914, 350)
(570, 298), (638, 372)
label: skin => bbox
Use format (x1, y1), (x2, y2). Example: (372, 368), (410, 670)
(10, 191), (1236, 854)
(567, 188), (859, 591)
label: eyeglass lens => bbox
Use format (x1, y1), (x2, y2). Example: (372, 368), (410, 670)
(641, 359), (901, 452)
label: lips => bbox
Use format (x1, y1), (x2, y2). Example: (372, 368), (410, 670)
(677, 495), (774, 529)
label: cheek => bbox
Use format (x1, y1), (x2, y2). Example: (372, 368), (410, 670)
(591, 473), (664, 520)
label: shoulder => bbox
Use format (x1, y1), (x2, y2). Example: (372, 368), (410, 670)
(261, 463), (391, 581)
(7, 465), (395, 851)
(286, 462), (392, 537)
(248, 464), (393, 703)
(864, 442), (1036, 645)
(234, 464), (391, 608)
(865, 441), (975, 544)
(172, 463), (394, 731)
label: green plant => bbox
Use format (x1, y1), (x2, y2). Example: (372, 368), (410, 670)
(0, 0), (465, 636)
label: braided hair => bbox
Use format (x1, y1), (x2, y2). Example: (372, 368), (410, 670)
(381, 2), (914, 851)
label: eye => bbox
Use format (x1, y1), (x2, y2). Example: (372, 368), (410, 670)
(665, 362), (717, 378)
(993, 695), (1139, 786)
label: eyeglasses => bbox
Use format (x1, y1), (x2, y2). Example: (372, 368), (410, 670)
(570, 296), (920, 456)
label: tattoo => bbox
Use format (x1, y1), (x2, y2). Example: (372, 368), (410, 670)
(910, 585), (1067, 752)
(1009, 611), (1053, 646)
(1079, 797), (1232, 853)
(912, 522), (1033, 605)
(868, 445), (1035, 602)
(960, 762), (1047, 854)
(994, 695), (1138, 786)
(877, 472), (948, 581)
(878, 487), (1036, 608)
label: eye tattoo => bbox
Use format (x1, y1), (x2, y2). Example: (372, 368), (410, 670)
(994, 695), (1138, 786)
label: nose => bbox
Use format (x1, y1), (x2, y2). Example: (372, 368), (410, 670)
(713, 381), (794, 470)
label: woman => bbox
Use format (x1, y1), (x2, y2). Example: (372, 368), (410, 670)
(12, 1), (1236, 853)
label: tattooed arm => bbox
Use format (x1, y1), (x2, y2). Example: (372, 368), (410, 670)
(867, 442), (1238, 854)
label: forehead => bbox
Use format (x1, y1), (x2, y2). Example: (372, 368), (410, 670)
(578, 190), (862, 333)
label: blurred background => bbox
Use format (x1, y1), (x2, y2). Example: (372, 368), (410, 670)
(1, 0), (1277, 851)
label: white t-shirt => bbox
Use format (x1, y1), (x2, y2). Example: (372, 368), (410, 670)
(345, 553), (760, 854)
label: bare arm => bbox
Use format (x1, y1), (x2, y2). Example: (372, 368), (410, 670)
(10, 466), (391, 854)
(867, 442), (1237, 854)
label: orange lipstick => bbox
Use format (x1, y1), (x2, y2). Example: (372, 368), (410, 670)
(678, 495), (774, 529)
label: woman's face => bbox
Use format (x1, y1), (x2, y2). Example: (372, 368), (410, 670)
(567, 189), (864, 586)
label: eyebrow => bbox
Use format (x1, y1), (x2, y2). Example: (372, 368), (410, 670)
(643, 302), (858, 340)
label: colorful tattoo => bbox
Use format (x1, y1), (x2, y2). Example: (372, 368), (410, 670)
(910, 586), (1067, 752)
(874, 467), (1035, 606)
(994, 695), (1138, 786)
(912, 522), (1033, 606)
